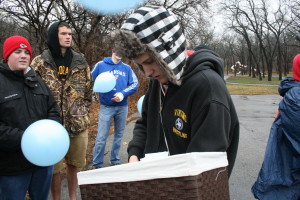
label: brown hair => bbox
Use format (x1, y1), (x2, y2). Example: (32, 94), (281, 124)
(58, 21), (71, 29)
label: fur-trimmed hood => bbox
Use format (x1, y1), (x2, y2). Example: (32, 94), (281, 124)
(111, 6), (186, 85)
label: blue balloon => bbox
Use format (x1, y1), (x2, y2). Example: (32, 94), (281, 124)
(21, 119), (70, 167)
(137, 95), (145, 115)
(76, 0), (148, 15)
(93, 72), (116, 93)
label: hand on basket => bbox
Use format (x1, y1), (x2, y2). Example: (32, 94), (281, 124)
(129, 155), (139, 163)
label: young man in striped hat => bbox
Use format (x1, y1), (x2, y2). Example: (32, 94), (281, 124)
(111, 6), (239, 177)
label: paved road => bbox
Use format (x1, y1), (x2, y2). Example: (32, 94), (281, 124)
(229, 95), (282, 200)
(54, 94), (282, 200)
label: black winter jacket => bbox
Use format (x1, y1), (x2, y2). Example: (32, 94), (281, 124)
(128, 49), (239, 176)
(0, 62), (60, 176)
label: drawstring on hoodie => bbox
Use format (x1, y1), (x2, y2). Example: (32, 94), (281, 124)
(159, 82), (170, 155)
(160, 82), (168, 96)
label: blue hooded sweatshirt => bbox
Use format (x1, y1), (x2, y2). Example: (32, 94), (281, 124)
(91, 57), (138, 106)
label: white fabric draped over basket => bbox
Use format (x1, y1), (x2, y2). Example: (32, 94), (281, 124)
(77, 152), (228, 185)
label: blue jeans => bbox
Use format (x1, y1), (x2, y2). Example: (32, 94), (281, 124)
(0, 166), (53, 200)
(93, 105), (128, 167)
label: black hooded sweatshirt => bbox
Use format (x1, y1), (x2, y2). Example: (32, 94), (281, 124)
(128, 49), (239, 176)
(47, 21), (73, 80)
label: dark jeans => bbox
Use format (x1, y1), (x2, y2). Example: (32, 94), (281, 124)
(0, 166), (53, 200)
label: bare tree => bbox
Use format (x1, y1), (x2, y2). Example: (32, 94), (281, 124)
(56, 0), (129, 65)
(1, 0), (297, 79)
(224, 0), (263, 79)
(0, 0), (55, 53)
(262, 0), (293, 80)
(214, 34), (236, 75)
(0, 0), (214, 61)
(289, 0), (300, 43)
(223, 0), (293, 80)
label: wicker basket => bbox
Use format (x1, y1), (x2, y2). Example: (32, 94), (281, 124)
(80, 167), (229, 200)
(78, 152), (229, 200)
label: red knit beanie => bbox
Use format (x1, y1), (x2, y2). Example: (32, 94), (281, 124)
(3, 35), (32, 62)
(292, 54), (300, 81)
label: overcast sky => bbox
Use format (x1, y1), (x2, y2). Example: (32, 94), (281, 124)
(208, 0), (281, 37)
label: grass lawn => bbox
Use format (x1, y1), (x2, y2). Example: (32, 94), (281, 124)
(226, 75), (282, 85)
(226, 75), (284, 95)
(227, 84), (279, 95)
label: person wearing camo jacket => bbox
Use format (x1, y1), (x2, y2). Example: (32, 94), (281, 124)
(31, 21), (92, 200)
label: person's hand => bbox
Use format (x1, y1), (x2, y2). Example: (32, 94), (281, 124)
(129, 155), (139, 163)
(111, 92), (124, 102)
(111, 95), (120, 102)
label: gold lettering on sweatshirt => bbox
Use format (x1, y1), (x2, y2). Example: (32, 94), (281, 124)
(172, 127), (187, 138)
(174, 109), (187, 123)
(58, 65), (69, 81)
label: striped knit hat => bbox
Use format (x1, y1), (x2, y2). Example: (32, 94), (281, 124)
(111, 6), (186, 85)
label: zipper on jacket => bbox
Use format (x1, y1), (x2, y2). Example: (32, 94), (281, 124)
(60, 79), (64, 125)
(23, 84), (34, 125)
(44, 52), (67, 125)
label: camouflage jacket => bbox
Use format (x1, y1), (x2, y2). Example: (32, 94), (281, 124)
(31, 49), (92, 137)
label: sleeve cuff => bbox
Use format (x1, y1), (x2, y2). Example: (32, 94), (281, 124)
(115, 92), (124, 102)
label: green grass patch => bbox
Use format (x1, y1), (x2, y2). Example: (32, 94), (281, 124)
(227, 84), (278, 95)
(226, 75), (281, 95)
(226, 75), (281, 85)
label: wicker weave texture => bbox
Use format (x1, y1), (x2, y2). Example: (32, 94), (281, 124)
(80, 167), (229, 200)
